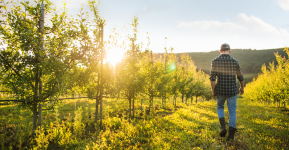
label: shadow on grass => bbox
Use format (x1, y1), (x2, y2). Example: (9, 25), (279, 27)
(237, 99), (289, 149)
(151, 106), (226, 149)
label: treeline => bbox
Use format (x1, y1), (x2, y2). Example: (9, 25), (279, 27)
(155, 48), (287, 75)
(243, 48), (289, 109)
(0, 0), (212, 136)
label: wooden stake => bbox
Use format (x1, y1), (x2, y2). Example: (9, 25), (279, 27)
(99, 22), (104, 125)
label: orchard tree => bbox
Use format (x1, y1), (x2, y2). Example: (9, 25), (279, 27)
(141, 50), (163, 113)
(71, 0), (107, 124)
(244, 48), (289, 108)
(117, 16), (145, 118)
(155, 44), (172, 107)
(0, 0), (82, 135)
(167, 53), (181, 106)
(193, 71), (211, 103)
(183, 57), (197, 104)
(178, 54), (194, 103)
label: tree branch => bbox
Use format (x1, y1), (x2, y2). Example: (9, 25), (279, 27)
(0, 53), (35, 89)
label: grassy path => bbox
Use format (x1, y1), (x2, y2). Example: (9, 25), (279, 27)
(175, 97), (289, 150)
(83, 97), (289, 149)
(234, 98), (289, 150)
(1, 97), (288, 149)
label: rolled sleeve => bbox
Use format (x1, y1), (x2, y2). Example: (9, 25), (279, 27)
(236, 62), (244, 82)
(210, 61), (217, 81)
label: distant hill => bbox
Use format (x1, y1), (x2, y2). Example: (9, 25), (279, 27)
(158, 48), (287, 74)
(155, 48), (288, 83)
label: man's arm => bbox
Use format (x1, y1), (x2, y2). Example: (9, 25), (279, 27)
(210, 60), (217, 98)
(210, 80), (217, 98)
(239, 80), (244, 95)
(236, 61), (245, 95)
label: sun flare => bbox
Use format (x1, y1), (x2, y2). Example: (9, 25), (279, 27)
(106, 48), (124, 66)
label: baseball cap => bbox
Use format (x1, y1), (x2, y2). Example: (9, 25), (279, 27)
(220, 43), (230, 51)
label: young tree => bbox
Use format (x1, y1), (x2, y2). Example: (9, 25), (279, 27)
(178, 54), (194, 103)
(72, 0), (112, 125)
(117, 17), (145, 118)
(141, 49), (163, 114)
(156, 46), (169, 107)
(0, 0), (81, 135)
(166, 53), (180, 106)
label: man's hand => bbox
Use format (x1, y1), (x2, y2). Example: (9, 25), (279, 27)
(210, 81), (216, 99)
(239, 88), (244, 95)
(212, 91), (217, 99)
(239, 80), (245, 95)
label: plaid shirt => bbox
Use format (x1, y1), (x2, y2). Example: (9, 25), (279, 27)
(210, 54), (244, 96)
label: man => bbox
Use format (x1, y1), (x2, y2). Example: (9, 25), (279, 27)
(209, 43), (244, 141)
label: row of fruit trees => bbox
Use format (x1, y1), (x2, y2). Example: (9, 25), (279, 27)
(0, 0), (212, 136)
(243, 48), (289, 110)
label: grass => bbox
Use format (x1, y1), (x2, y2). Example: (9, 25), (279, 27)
(0, 96), (288, 149)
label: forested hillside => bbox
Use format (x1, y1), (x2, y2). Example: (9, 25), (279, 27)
(177, 48), (287, 74)
(156, 48), (287, 84)
(157, 48), (286, 73)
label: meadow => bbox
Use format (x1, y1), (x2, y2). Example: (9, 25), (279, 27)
(0, 96), (288, 149)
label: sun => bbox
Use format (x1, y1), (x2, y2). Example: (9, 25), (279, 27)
(106, 48), (124, 66)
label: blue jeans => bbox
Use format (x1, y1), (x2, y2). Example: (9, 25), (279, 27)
(217, 94), (238, 128)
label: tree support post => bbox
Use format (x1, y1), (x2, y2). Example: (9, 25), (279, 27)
(99, 22), (104, 125)
(95, 96), (99, 123)
(37, 2), (45, 132)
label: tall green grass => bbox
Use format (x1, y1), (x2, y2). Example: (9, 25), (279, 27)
(0, 97), (288, 149)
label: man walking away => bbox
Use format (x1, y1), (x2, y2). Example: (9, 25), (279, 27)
(209, 43), (244, 141)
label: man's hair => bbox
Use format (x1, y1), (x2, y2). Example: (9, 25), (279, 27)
(220, 43), (230, 51)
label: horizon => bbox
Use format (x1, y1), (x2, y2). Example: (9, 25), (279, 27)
(154, 47), (285, 54)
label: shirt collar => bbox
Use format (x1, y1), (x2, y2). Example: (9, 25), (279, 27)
(219, 53), (231, 58)
(220, 53), (230, 56)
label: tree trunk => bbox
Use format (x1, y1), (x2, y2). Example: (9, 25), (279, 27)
(132, 96), (135, 118)
(129, 98), (132, 119)
(74, 95), (76, 110)
(95, 96), (99, 123)
(152, 96), (154, 112)
(174, 96), (176, 107)
(37, 104), (42, 130)
(191, 97), (193, 103)
(32, 71), (39, 135)
(196, 96), (198, 104)
(149, 95), (153, 115)
(32, 103), (37, 136)
(100, 94), (103, 125)
(163, 92), (167, 105)
(181, 95), (184, 103)
(37, 74), (43, 131)
(164, 93), (166, 106)
(161, 93), (163, 107)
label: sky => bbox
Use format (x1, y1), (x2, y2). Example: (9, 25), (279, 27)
(3, 0), (289, 53)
